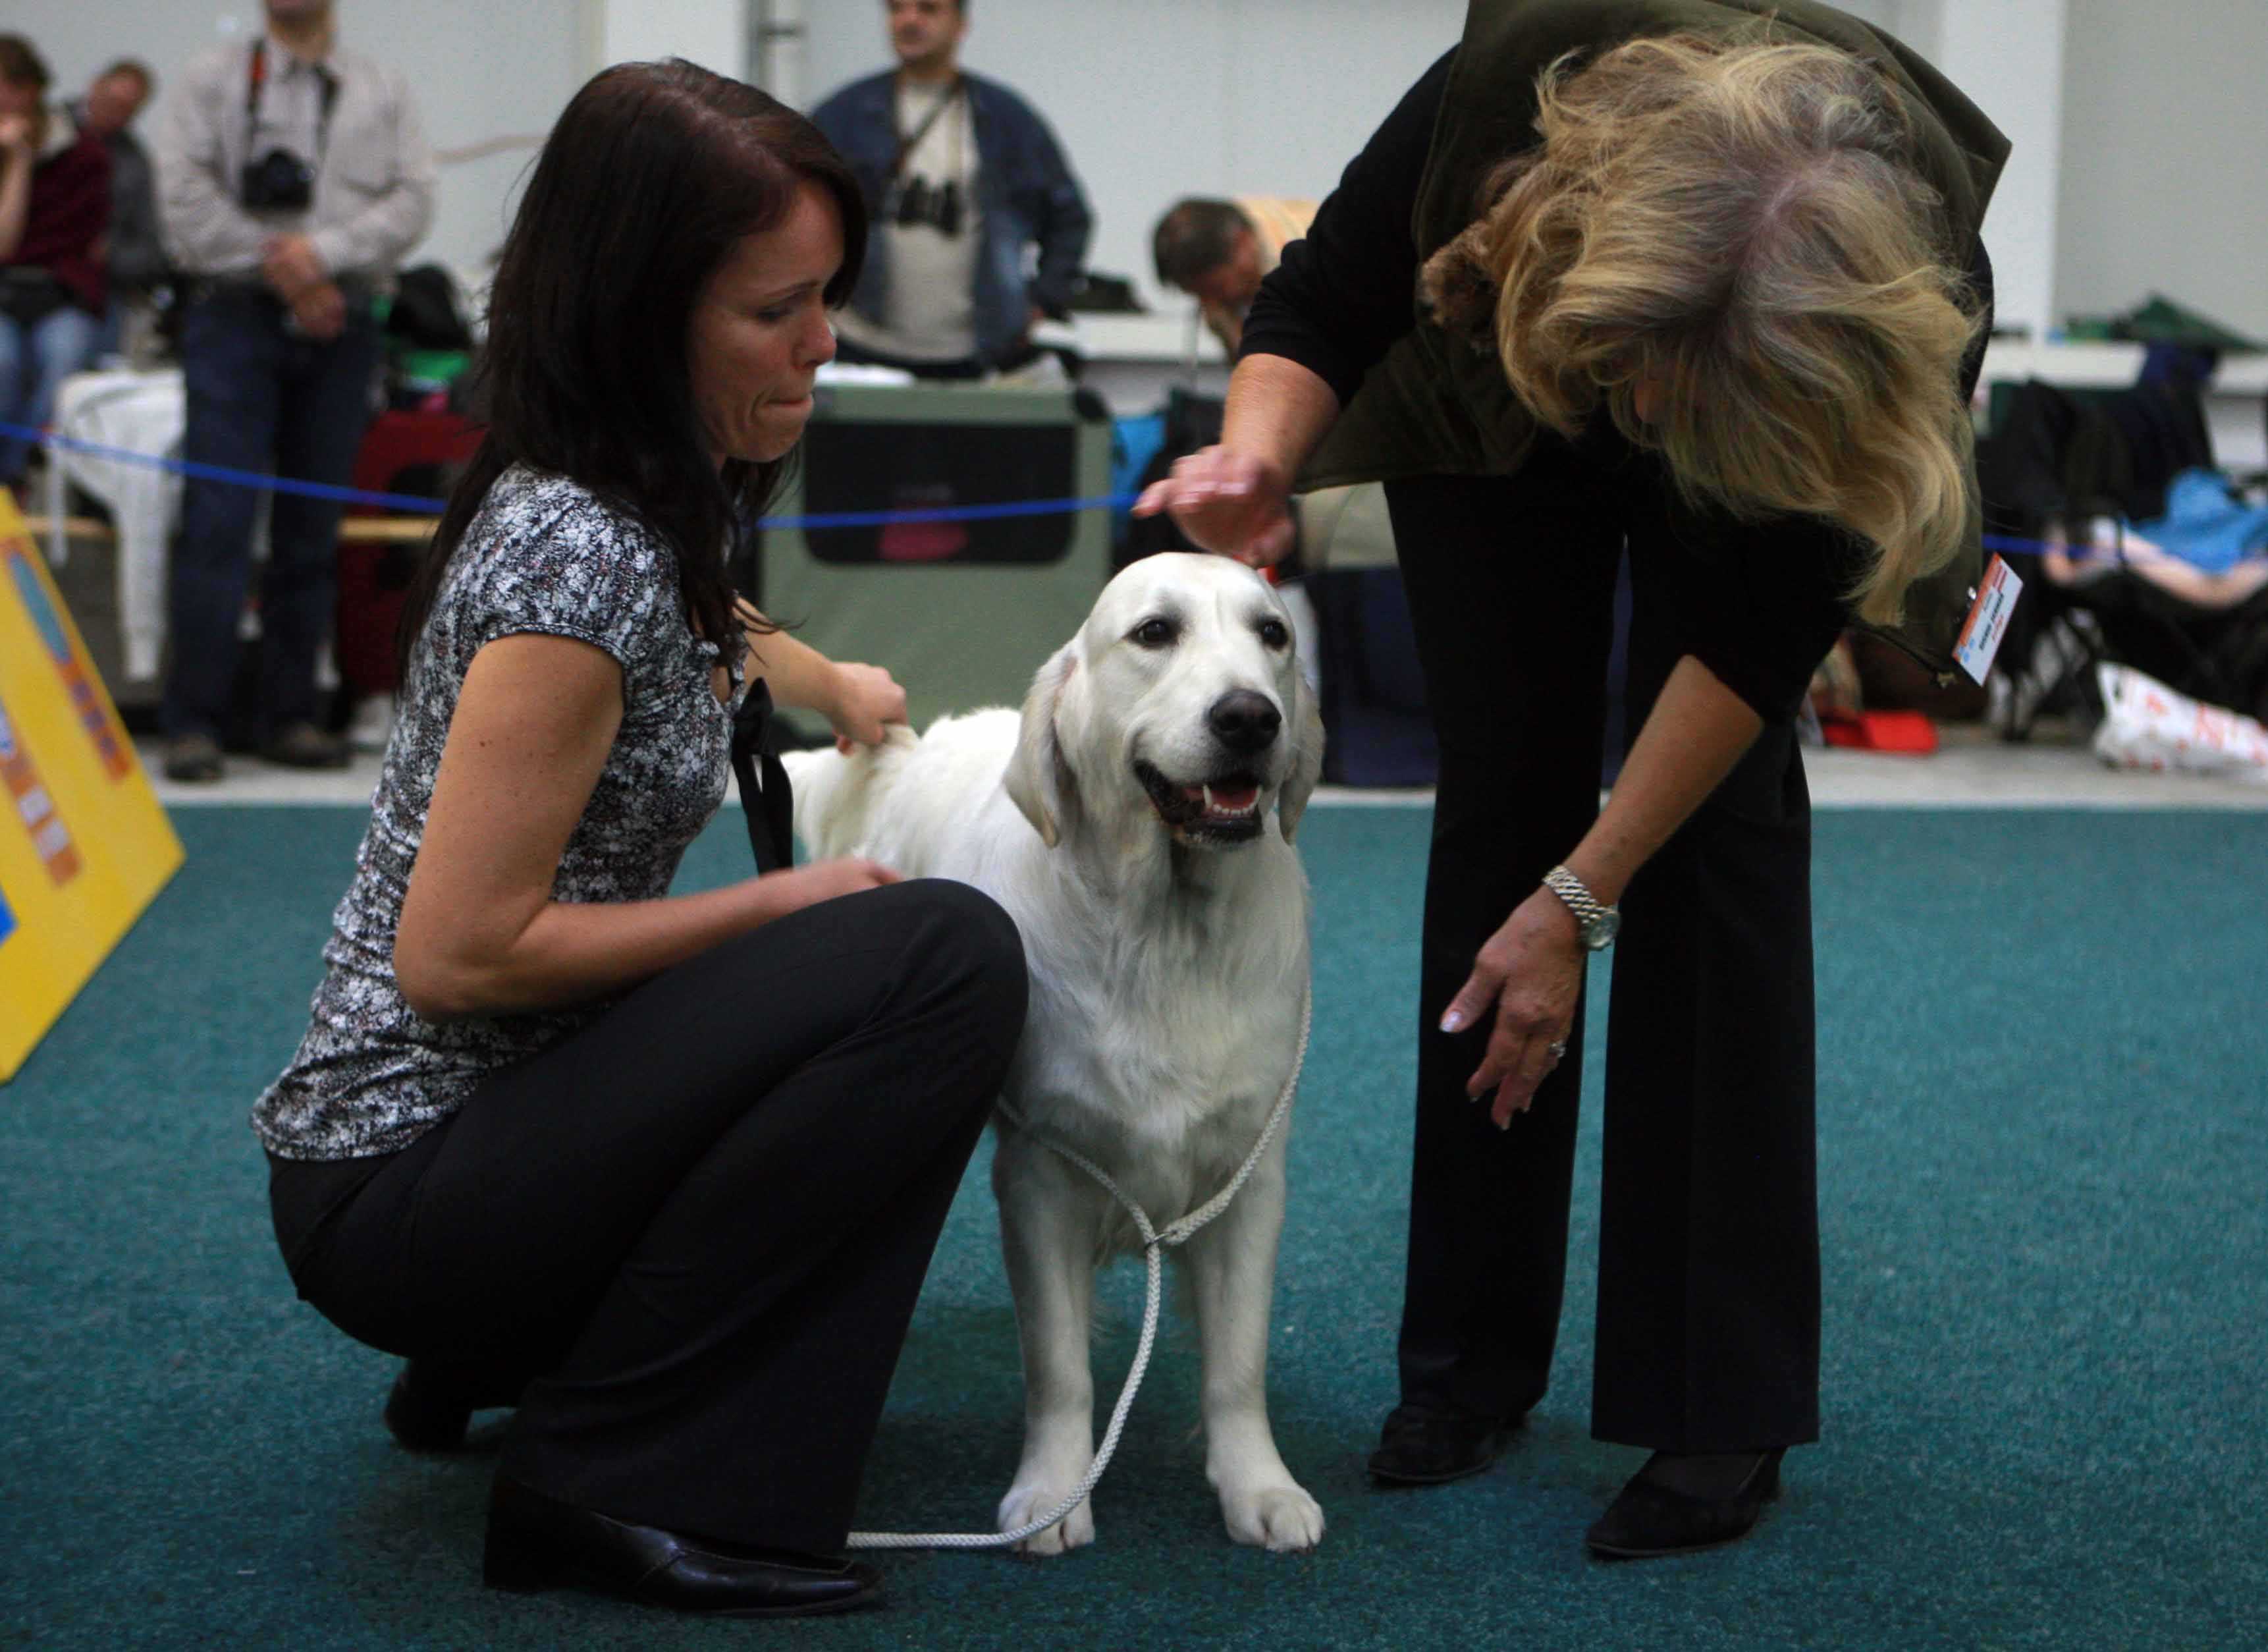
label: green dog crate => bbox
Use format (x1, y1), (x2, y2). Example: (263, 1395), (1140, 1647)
(758, 381), (1116, 736)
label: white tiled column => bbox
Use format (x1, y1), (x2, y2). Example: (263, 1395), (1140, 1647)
(1918, 0), (2067, 339)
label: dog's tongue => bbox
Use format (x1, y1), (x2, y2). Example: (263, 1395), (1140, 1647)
(1205, 782), (1260, 813)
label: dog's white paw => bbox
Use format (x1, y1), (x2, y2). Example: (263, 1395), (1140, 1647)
(1220, 1481), (1326, 1552)
(997, 1478), (1096, 1555)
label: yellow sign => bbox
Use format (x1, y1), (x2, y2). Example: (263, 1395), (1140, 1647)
(0, 493), (182, 1082)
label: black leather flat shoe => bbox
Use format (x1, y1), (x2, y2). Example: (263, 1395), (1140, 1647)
(382, 1362), (475, 1452)
(482, 1475), (882, 1617)
(1366, 1404), (1520, 1485)
(1584, 1448), (1785, 1558)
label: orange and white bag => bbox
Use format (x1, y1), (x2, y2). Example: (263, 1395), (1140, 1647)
(2092, 663), (2268, 783)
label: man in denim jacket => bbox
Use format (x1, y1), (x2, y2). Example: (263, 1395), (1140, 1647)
(811, 0), (1091, 377)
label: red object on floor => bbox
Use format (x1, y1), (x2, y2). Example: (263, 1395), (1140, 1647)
(1820, 709), (1939, 754)
(334, 410), (484, 697)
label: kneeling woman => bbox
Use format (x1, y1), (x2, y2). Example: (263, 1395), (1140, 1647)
(253, 63), (1026, 1618)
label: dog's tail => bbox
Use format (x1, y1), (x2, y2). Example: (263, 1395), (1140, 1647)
(781, 725), (919, 861)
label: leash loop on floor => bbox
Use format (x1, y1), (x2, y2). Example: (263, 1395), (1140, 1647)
(846, 987), (1313, 1553)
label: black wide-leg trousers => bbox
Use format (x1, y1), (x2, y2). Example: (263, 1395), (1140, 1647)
(269, 879), (1027, 1554)
(1385, 451), (1820, 1453)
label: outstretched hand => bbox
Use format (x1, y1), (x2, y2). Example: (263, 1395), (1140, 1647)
(826, 661), (908, 752)
(756, 856), (901, 916)
(1438, 886), (1585, 1128)
(1130, 446), (1295, 568)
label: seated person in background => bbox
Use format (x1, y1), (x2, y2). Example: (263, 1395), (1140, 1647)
(0, 34), (110, 495)
(811, 0), (1091, 378)
(2040, 472), (2268, 609)
(68, 59), (167, 358)
(1151, 196), (1316, 356)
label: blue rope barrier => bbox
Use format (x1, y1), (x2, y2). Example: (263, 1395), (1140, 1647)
(10, 421), (447, 512)
(1985, 532), (2094, 559)
(9, 418), (2101, 557)
(5, 419), (1138, 531)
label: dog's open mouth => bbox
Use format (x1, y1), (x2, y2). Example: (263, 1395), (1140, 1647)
(1134, 760), (1266, 843)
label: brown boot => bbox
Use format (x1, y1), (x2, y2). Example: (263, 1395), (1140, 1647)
(161, 732), (226, 783)
(259, 721), (352, 769)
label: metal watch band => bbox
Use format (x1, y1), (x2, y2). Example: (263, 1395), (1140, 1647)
(1542, 864), (1619, 948)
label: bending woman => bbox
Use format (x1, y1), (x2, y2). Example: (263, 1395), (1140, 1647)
(1138, 0), (2003, 1557)
(254, 63), (1026, 1617)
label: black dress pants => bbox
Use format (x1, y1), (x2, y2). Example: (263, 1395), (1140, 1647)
(1386, 450), (1820, 1453)
(269, 879), (1027, 1555)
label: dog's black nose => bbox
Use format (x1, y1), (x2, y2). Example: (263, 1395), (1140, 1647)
(1208, 691), (1282, 754)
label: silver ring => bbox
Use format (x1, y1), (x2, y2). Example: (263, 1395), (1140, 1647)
(1547, 1039), (1569, 1062)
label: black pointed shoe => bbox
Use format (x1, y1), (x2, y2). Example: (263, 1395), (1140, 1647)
(1584, 1448), (1785, 1558)
(1366, 1404), (1520, 1485)
(482, 1475), (882, 1617)
(381, 1362), (477, 1451)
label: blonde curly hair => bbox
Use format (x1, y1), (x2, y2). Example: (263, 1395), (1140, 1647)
(1473, 32), (1983, 625)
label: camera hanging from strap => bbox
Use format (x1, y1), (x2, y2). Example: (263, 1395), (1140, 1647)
(888, 75), (967, 236)
(245, 37), (341, 173)
(890, 73), (965, 177)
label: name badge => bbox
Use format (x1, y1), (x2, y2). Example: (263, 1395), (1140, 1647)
(1953, 554), (2023, 684)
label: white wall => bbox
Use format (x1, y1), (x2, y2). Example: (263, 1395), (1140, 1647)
(589, 0), (745, 80)
(14, 1), (585, 277)
(2057, 0), (2268, 341)
(1931, 0), (2065, 340)
(797, 0), (1467, 308)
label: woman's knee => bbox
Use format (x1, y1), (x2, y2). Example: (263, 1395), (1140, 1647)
(872, 877), (1029, 1031)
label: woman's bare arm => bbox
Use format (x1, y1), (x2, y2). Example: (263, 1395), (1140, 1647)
(394, 632), (893, 1021)
(735, 599), (907, 744)
(1445, 657), (1764, 1124)
(1129, 354), (1343, 567)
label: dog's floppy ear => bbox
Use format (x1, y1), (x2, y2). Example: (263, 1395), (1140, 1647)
(1004, 644), (1079, 849)
(1277, 669), (1326, 844)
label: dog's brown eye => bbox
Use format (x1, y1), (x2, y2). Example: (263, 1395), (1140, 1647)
(1132, 617), (1177, 648)
(1258, 619), (1289, 649)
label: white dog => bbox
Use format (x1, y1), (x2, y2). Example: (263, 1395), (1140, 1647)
(785, 553), (1326, 1554)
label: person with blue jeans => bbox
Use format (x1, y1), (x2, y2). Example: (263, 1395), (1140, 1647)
(0, 35), (111, 494)
(154, 0), (431, 781)
(811, 0), (1090, 377)
(0, 304), (100, 490)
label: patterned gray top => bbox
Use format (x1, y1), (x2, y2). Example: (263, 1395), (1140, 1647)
(253, 466), (744, 1161)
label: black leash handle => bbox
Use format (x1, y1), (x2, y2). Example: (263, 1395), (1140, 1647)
(730, 680), (796, 874)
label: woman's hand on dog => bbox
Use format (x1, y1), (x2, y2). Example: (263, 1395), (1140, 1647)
(1439, 888), (1584, 1127)
(826, 661), (909, 752)
(1132, 447), (1296, 568)
(752, 857), (902, 918)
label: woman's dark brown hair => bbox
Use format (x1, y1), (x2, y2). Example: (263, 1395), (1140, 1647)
(396, 59), (867, 676)
(0, 35), (53, 92)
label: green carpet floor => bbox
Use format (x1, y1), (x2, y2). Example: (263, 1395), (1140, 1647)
(4, 806), (2265, 1648)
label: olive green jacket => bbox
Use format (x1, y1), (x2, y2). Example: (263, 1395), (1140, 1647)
(1304, 0), (2011, 670)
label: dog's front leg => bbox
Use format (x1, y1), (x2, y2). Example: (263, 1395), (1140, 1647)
(993, 1136), (1102, 1555)
(1180, 1147), (1325, 1551)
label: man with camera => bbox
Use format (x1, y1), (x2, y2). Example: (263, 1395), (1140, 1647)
(155, 0), (432, 783)
(811, 0), (1091, 378)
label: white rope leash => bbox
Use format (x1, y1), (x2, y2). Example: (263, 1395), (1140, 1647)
(847, 988), (1314, 1552)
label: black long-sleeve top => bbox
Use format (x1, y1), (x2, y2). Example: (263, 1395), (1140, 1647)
(1241, 49), (1994, 721)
